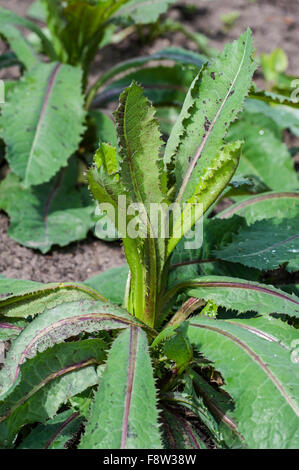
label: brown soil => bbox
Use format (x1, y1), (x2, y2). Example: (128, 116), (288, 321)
(0, 0), (298, 283)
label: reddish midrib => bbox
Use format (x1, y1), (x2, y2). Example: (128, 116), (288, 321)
(0, 323), (23, 331)
(121, 326), (139, 449)
(0, 359), (96, 423)
(189, 321), (299, 417)
(12, 314), (133, 384)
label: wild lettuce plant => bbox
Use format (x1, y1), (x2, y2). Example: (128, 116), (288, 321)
(0, 31), (298, 449)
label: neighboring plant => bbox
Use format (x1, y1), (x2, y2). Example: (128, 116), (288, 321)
(0, 32), (298, 449)
(261, 47), (289, 87)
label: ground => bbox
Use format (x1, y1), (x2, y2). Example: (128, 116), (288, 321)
(0, 0), (298, 283)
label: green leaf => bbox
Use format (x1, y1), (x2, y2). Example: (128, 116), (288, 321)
(0, 278), (44, 299)
(227, 112), (298, 190)
(214, 217), (299, 272)
(0, 52), (20, 70)
(84, 265), (129, 305)
(0, 322), (23, 341)
(92, 47), (204, 91)
(167, 276), (299, 317)
(69, 393), (92, 420)
(87, 143), (130, 240)
(133, 47), (206, 69)
(229, 314), (299, 346)
(0, 339), (105, 446)
(86, 47), (205, 109)
(41, 0), (127, 67)
(0, 299), (145, 396)
(185, 370), (242, 448)
(164, 29), (256, 203)
(218, 191), (299, 223)
(167, 141), (242, 256)
(27, 1), (47, 22)
(18, 410), (83, 449)
(249, 84), (299, 109)
(115, 82), (166, 208)
(116, 0), (176, 24)
(80, 327), (161, 449)
(113, 82), (170, 323)
(89, 110), (118, 148)
(0, 164), (94, 253)
(224, 174), (271, 198)
(158, 18), (217, 58)
(187, 316), (299, 448)
(245, 98), (299, 133)
(0, 6), (55, 61)
(87, 144), (145, 314)
(0, 277), (105, 319)
(260, 48), (288, 83)
(161, 407), (206, 449)
(0, 62), (85, 187)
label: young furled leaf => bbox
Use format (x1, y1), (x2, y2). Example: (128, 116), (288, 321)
(0, 22), (38, 70)
(184, 276), (299, 317)
(87, 143), (144, 313)
(165, 29), (256, 203)
(113, 82), (169, 318)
